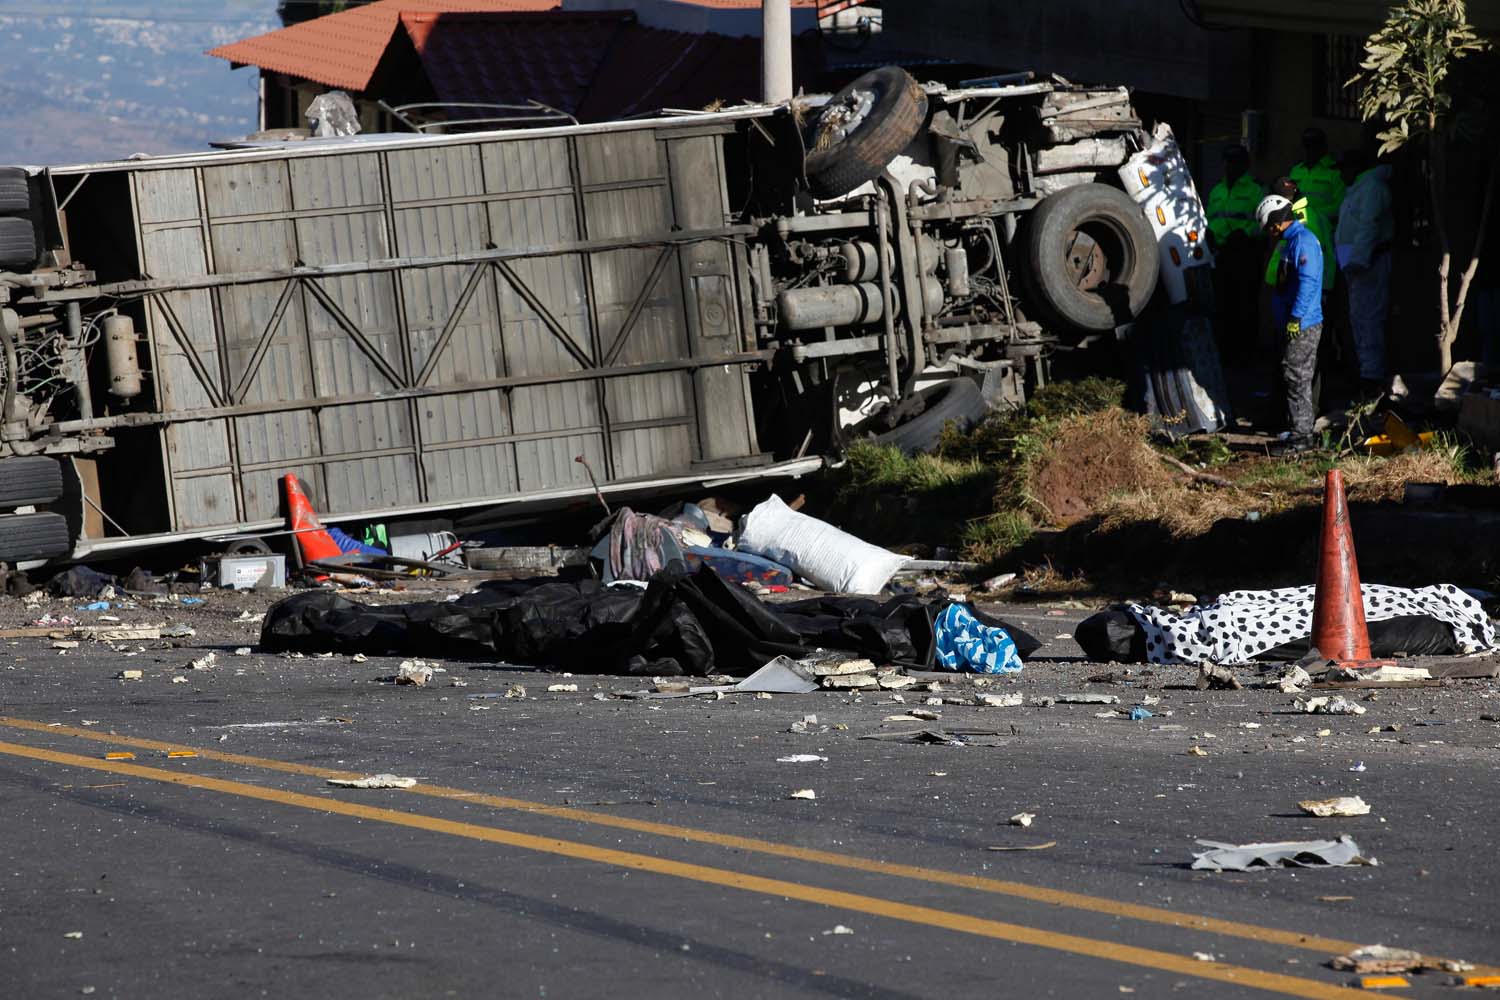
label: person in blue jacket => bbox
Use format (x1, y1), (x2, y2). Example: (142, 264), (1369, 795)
(1258, 193), (1325, 453)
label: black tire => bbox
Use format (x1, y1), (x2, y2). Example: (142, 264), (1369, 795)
(225, 537), (273, 556)
(1024, 183), (1160, 333)
(857, 378), (987, 455)
(0, 167), (30, 214)
(805, 66), (927, 199)
(0, 456), (63, 508)
(0, 512), (70, 563)
(0, 216), (36, 268)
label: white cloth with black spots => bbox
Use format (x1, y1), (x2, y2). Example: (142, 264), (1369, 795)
(1125, 584), (1496, 665)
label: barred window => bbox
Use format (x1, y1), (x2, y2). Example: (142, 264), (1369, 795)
(1319, 34), (1366, 120)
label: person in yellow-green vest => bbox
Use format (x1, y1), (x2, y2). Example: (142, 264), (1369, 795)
(1262, 178), (1335, 291)
(1206, 145), (1264, 364)
(1290, 128), (1346, 225)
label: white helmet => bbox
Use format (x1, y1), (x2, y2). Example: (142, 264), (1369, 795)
(1256, 194), (1292, 231)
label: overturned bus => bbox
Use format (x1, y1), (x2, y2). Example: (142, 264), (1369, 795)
(0, 68), (1214, 567)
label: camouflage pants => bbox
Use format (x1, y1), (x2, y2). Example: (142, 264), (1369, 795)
(1281, 322), (1321, 439)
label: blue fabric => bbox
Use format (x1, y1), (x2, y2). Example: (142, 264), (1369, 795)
(328, 526), (387, 557)
(1271, 221), (1324, 329)
(932, 603), (1023, 674)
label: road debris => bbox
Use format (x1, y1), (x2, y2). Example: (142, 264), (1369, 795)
(789, 714), (827, 735)
(1324, 664), (1432, 683)
(395, 660), (434, 686)
(171, 675), (188, 684)
(859, 728), (1009, 747)
(1354, 975), (1408, 990)
(1197, 663), (1242, 690)
(1191, 835), (1377, 871)
(986, 841), (1056, 852)
(1128, 706), (1154, 721)
(976, 692), (1024, 707)
(813, 659), (876, 677)
(733, 656), (817, 694)
(116, 669), (143, 681)
(776, 754), (827, 763)
(327, 774), (418, 789)
(822, 925), (854, 935)
(1298, 695), (1367, 715)
(1328, 944), (1473, 975)
(1192, 952), (1216, 962)
(1299, 796), (1372, 818)
(787, 789), (817, 800)
(547, 683), (579, 693)
(103, 752), (135, 760)
(187, 651), (216, 670)
(1008, 812), (1035, 827)
(1055, 694), (1119, 705)
(1275, 665), (1313, 692)
(505, 684), (527, 700)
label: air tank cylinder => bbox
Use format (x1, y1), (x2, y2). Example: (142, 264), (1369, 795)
(103, 314), (142, 399)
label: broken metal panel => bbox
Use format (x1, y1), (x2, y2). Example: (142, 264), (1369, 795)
(110, 118), (759, 536)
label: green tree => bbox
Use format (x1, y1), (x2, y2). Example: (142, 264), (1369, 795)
(1352, 0), (1495, 372)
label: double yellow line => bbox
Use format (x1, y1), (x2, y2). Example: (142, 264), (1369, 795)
(0, 716), (1467, 997)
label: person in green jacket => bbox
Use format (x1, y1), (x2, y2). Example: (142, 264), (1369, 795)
(1289, 127), (1346, 226)
(1206, 145), (1264, 364)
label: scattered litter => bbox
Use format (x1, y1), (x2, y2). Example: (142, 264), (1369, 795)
(171, 676), (188, 684)
(505, 684), (527, 700)
(1275, 666), (1313, 693)
(116, 669), (142, 681)
(1328, 944), (1473, 976)
(233, 647), (251, 656)
(1318, 896), (1355, 903)
(737, 495), (909, 593)
(877, 673), (917, 690)
(180, 597), (205, 606)
(160, 624), (195, 639)
(1128, 706), (1154, 721)
(813, 659), (876, 677)
(1325, 664), (1431, 683)
(789, 714), (826, 735)
(1299, 796), (1371, 818)
(1055, 693), (1119, 705)
(733, 656), (817, 694)
(1298, 696), (1367, 716)
(1191, 835), (1377, 871)
(63, 931), (83, 940)
(327, 774), (417, 789)
(820, 672), (880, 690)
(859, 728), (1008, 747)
(1192, 952), (1216, 962)
(986, 841), (1056, 852)
(235, 611), (265, 624)
(351, 652), (368, 663)
(932, 603), (1023, 674)
(1349, 762), (1366, 772)
(909, 708), (941, 721)
(1187, 746), (1209, 757)
(395, 660), (434, 686)
(1239, 722), (1262, 729)
(547, 683), (579, 693)
(1197, 663), (1243, 690)
(776, 754), (827, 763)
(187, 652), (216, 671)
(976, 692), (1024, 708)
(1008, 812), (1035, 828)
(984, 572), (1017, 590)
(787, 789), (817, 800)
(821, 925), (854, 936)
(76, 601), (110, 612)
(52, 640), (78, 650)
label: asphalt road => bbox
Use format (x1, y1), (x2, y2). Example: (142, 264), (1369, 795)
(2, 591), (1498, 998)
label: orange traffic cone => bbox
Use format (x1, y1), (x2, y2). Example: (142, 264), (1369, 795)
(1308, 469), (1393, 669)
(281, 473), (343, 566)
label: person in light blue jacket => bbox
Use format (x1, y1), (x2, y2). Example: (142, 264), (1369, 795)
(1260, 194), (1325, 453)
(1335, 151), (1394, 387)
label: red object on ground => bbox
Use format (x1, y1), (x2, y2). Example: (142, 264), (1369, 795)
(1309, 469), (1389, 668)
(281, 474), (343, 565)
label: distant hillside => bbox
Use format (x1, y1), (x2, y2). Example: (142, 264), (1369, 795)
(0, 1), (277, 165)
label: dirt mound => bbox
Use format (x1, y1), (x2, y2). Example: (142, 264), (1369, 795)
(1027, 410), (1171, 526)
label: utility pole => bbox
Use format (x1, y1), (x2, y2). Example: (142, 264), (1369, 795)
(762, 0), (792, 104)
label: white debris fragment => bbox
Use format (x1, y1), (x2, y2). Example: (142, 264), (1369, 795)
(1298, 796), (1371, 818)
(822, 925), (855, 936)
(352, 653), (367, 663)
(1298, 695), (1367, 716)
(788, 789), (817, 800)
(188, 652), (216, 671)
(327, 774), (418, 789)
(396, 660), (434, 686)
(776, 754), (828, 763)
(1275, 666), (1313, 693)
(1192, 952), (1216, 962)
(975, 692), (1024, 708)
(116, 669), (143, 681)
(171, 676), (188, 684)
(505, 684), (527, 700)
(547, 683), (579, 693)
(233, 647), (251, 656)
(1008, 812), (1035, 828)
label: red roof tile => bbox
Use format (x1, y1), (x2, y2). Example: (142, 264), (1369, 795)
(207, 0), (559, 92)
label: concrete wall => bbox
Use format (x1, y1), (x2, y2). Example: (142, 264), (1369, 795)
(882, 0), (1252, 103)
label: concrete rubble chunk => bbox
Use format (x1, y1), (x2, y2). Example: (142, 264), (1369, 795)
(813, 658), (877, 677)
(976, 692), (1024, 707)
(395, 660), (434, 686)
(1298, 796), (1371, 818)
(327, 773), (418, 789)
(820, 673), (879, 689)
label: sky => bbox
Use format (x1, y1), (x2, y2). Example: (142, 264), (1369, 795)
(0, 1), (281, 165)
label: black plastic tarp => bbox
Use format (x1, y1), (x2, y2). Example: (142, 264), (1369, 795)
(261, 564), (1040, 676)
